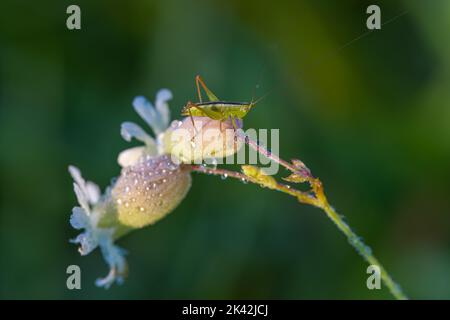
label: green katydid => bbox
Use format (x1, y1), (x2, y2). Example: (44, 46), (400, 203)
(181, 75), (262, 130)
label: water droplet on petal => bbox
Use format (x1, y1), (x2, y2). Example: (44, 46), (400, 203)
(170, 120), (182, 129)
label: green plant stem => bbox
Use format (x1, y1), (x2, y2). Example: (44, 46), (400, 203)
(238, 131), (407, 299)
(319, 200), (407, 300)
(189, 164), (407, 300)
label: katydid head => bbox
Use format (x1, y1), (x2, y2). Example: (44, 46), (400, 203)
(181, 101), (195, 116)
(248, 89), (270, 111)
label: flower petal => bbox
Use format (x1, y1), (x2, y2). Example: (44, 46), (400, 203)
(68, 165), (85, 191)
(120, 121), (155, 147)
(69, 165), (100, 209)
(155, 89), (172, 129)
(95, 231), (128, 289)
(86, 182), (101, 204)
(73, 182), (89, 213)
(70, 207), (90, 230)
(132, 96), (162, 133)
(117, 146), (146, 168)
(70, 231), (98, 256)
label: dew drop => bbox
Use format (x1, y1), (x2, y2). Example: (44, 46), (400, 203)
(170, 120), (182, 129)
(210, 159), (218, 170)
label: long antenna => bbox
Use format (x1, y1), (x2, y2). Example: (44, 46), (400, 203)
(251, 89), (273, 107)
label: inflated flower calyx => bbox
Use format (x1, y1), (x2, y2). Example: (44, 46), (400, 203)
(111, 155), (191, 228)
(162, 116), (244, 163)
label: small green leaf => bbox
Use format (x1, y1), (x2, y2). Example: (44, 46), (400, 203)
(282, 173), (307, 183)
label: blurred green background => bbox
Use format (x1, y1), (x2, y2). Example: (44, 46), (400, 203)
(1, 0), (449, 299)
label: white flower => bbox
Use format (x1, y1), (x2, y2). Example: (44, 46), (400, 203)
(68, 166), (127, 289)
(118, 88), (243, 166)
(118, 89), (172, 167)
(68, 87), (242, 289)
(69, 89), (174, 289)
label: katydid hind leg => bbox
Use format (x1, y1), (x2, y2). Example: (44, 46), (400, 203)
(196, 75), (219, 102)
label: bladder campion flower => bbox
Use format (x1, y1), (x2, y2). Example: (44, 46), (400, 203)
(69, 88), (243, 288)
(69, 90), (192, 288)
